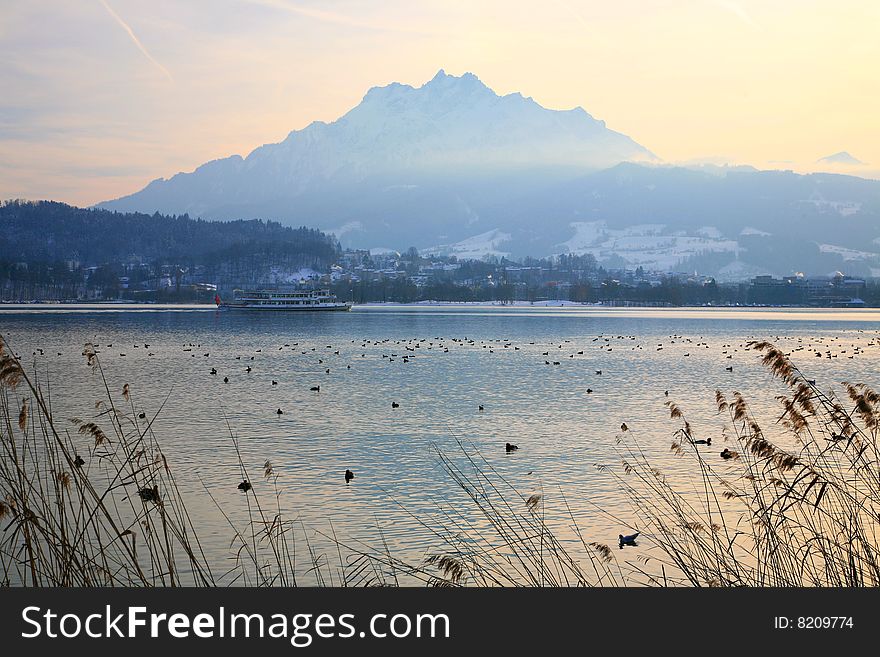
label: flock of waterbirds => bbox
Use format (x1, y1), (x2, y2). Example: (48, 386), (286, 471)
(14, 327), (880, 550)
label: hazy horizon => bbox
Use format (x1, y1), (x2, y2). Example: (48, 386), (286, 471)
(1, 0), (879, 207)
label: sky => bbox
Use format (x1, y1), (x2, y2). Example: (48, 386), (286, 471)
(1, 0), (878, 206)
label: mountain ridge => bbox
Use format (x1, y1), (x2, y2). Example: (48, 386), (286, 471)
(96, 71), (880, 277)
(98, 70), (655, 218)
(818, 151), (865, 166)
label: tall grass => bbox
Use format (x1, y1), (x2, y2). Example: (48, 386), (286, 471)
(605, 340), (880, 586)
(0, 336), (348, 586)
(371, 340), (880, 587)
(2, 335), (878, 586)
(0, 338), (215, 585)
(326, 439), (626, 587)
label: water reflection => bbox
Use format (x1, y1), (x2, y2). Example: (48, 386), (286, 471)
(4, 305), (880, 583)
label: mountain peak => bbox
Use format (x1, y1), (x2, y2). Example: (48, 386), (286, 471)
(427, 68), (479, 83)
(361, 70), (492, 105)
(818, 151), (865, 166)
(420, 69), (492, 95)
(99, 69), (655, 225)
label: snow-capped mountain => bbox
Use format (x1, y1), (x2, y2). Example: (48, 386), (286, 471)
(97, 70), (880, 277)
(817, 151), (865, 166)
(99, 69), (653, 221)
(489, 162), (880, 278)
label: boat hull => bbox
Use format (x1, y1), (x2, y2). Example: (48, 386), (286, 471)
(219, 303), (352, 311)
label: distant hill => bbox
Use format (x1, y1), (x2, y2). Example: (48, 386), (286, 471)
(817, 151), (865, 166)
(0, 200), (339, 267)
(97, 70), (654, 247)
(488, 163), (880, 278)
(94, 71), (880, 277)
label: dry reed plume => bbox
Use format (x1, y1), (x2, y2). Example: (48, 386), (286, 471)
(0, 336), (346, 587)
(3, 334), (878, 587)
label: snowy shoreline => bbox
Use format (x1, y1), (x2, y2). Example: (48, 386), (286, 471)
(360, 299), (596, 307)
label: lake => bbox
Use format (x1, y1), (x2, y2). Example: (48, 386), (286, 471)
(3, 304), (880, 584)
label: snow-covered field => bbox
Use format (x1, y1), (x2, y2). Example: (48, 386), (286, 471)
(362, 299), (595, 307)
(800, 196), (862, 217)
(559, 221), (740, 270)
(817, 243), (878, 261)
(715, 259), (772, 282)
(423, 229), (512, 259)
(740, 226), (772, 237)
(262, 267), (322, 284)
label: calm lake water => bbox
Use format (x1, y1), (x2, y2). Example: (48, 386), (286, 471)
(3, 304), (880, 583)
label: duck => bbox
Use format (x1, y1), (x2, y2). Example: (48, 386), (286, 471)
(138, 485), (160, 502)
(238, 480), (252, 492)
(619, 531), (639, 548)
(276, 408), (283, 415)
(478, 405), (484, 411)
(391, 401), (400, 408)
(310, 385), (320, 392)
(693, 437), (712, 445)
(505, 442), (519, 452)
(223, 376), (229, 383)
(720, 448), (738, 459)
(345, 469), (355, 483)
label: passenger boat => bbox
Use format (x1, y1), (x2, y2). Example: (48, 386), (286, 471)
(216, 289), (352, 311)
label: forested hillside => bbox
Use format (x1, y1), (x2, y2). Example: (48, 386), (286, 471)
(0, 200), (339, 265)
(0, 200), (340, 301)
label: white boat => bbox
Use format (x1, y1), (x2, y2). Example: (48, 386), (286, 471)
(217, 289), (352, 311)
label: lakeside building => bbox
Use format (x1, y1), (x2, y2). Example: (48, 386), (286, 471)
(748, 273), (865, 307)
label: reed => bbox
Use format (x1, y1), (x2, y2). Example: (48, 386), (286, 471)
(368, 340), (880, 587)
(2, 334), (877, 587)
(605, 340), (880, 587)
(0, 336), (340, 587)
(0, 336), (227, 585)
